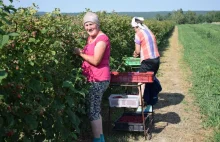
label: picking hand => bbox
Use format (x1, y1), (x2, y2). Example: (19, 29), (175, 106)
(133, 51), (139, 57)
(73, 48), (83, 55)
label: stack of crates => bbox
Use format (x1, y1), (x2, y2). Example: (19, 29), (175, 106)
(109, 71), (154, 133)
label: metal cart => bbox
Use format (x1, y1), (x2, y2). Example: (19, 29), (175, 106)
(108, 71), (154, 140)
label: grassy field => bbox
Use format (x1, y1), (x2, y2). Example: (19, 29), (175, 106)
(178, 24), (220, 142)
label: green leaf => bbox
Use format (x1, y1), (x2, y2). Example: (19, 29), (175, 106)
(29, 61), (34, 66)
(60, 127), (69, 140)
(23, 136), (32, 142)
(54, 116), (62, 130)
(71, 132), (78, 140)
(33, 133), (45, 142)
(7, 114), (14, 127)
(8, 32), (19, 37)
(51, 51), (56, 55)
(28, 79), (42, 92)
(45, 128), (54, 139)
(62, 80), (74, 88)
(0, 95), (4, 100)
(65, 96), (74, 107)
(40, 28), (47, 34)
(0, 35), (9, 49)
(66, 108), (80, 128)
(63, 81), (77, 92)
(0, 117), (3, 127)
(0, 69), (8, 83)
(28, 38), (35, 43)
(77, 90), (86, 97)
(62, 81), (86, 96)
(24, 115), (38, 129)
(33, 3), (37, 7)
(54, 59), (58, 64)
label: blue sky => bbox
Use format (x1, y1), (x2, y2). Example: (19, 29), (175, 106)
(3, 0), (220, 13)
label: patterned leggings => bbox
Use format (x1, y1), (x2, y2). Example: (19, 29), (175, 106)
(86, 80), (110, 121)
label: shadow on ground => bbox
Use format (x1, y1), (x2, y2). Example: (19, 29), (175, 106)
(155, 92), (185, 110)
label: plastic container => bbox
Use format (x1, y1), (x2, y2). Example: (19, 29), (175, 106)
(110, 72), (154, 83)
(124, 57), (140, 66)
(113, 112), (150, 132)
(108, 94), (139, 108)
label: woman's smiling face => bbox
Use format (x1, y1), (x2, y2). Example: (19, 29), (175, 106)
(84, 22), (99, 37)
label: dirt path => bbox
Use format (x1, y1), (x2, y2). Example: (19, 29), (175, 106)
(138, 26), (209, 142)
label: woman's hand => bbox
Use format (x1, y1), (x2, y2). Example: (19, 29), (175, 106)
(73, 48), (83, 55)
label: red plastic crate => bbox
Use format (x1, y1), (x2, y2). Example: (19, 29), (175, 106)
(110, 71), (154, 83)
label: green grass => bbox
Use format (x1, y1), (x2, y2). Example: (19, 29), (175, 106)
(178, 24), (220, 142)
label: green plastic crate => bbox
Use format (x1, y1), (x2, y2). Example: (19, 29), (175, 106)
(124, 57), (140, 66)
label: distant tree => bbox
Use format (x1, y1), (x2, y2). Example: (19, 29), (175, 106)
(155, 14), (164, 21)
(213, 11), (220, 22)
(185, 11), (197, 24)
(166, 13), (172, 19)
(179, 8), (184, 14)
(205, 11), (216, 23)
(171, 9), (185, 24)
(197, 14), (206, 23)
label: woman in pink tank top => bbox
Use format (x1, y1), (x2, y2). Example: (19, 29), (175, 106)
(74, 12), (110, 142)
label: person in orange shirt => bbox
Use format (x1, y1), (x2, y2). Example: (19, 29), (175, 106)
(131, 17), (160, 103)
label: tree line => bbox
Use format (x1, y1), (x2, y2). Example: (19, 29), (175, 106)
(155, 8), (220, 24)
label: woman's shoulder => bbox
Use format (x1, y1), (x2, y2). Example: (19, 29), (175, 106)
(96, 34), (110, 42)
